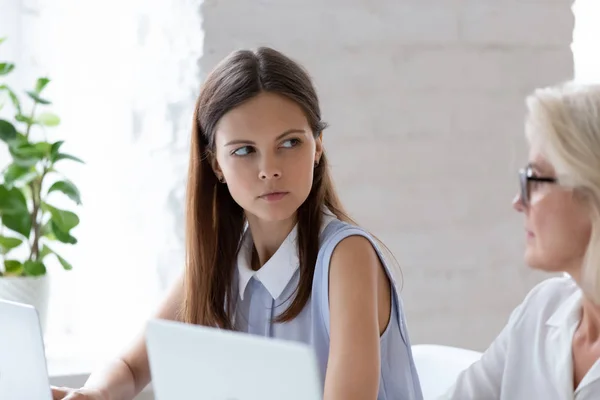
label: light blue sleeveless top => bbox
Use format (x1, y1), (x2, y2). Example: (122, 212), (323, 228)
(233, 217), (423, 400)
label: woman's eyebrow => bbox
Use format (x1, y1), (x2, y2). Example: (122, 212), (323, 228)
(224, 128), (306, 146)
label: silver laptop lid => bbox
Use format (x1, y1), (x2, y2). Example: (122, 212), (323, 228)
(146, 318), (322, 400)
(0, 299), (52, 399)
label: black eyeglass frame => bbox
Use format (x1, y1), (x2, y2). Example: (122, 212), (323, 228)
(519, 165), (557, 206)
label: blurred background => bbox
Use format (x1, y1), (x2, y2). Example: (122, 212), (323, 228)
(0, 0), (598, 377)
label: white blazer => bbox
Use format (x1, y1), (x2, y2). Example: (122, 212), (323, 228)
(439, 276), (600, 400)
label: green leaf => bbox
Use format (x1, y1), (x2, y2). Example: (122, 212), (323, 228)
(0, 38), (6, 45)
(0, 184), (28, 215)
(56, 253), (72, 270)
(39, 244), (53, 260)
(0, 85), (21, 114)
(1, 212), (31, 238)
(40, 221), (55, 240)
(3, 164), (31, 182)
(14, 114), (35, 125)
(44, 203), (79, 232)
(9, 142), (46, 167)
(0, 236), (23, 254)
(35, 78), (50, 94)
(0, 119), (17, 142)
(11, 132), (28, 146)
(26, 91), (51, 105)
(17, 142), (48, 157)
(50, 221), (77, 244)
(0, 63), (15, 76)
(52, 153), (84, 164)
(37, 112), (60, 127)
(3, 164), (38, 188)
(34, 141), (51, 156)
(0, 185), (31, 238)
(48, 180), (82, 205)
(23, 260), (46, 276)
(39, 244), (73, 271)
(4, 260), (23, 276)
(50, 140), (64, 159)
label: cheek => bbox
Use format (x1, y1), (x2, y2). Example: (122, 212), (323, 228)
(289, 150), (316, 189)
(530, 200), (591, 261)
(219, 158), (256, 197)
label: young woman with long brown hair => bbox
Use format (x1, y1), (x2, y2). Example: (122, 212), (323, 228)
(52, 47), (423, 400)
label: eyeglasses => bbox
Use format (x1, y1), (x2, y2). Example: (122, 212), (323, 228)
(519, 165), (557, 207)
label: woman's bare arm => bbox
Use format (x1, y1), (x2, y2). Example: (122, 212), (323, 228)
(324, 236), (391, 400)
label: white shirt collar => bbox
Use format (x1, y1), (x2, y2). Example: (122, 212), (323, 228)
(543, 284), (600, 394)
(237, 225), (300, 301)
(236, 210), (337, 301)
(545, 287), (583, 329)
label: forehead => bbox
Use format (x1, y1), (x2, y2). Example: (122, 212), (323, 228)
(215, 92), (310, 141)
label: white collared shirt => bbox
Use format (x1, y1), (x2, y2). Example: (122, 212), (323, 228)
(232, 213), (336, 341)
(440, 276), (600, 400)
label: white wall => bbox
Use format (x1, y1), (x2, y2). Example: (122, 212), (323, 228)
(1, 0), (203, 363)
(0, 0), (23, 166)
(573, 0), (600, 83)
(200, 0), (575, 350)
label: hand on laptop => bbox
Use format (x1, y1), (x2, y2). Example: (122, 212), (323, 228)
(51, 386), (106, 400)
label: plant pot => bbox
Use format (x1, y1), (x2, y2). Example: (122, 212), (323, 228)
(0, 275), (50, 335)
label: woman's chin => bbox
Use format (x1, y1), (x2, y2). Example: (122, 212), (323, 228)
(524, 248), (544, 271)
(247, 204), (298, 224)
(524, 251), (565, 274)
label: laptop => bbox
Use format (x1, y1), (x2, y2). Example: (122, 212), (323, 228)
(0, 299), (53, 399)
(146, 319), (322, 400)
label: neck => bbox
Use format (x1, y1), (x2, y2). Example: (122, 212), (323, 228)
(245, 212), (297, 270)
(580, 295), (600, 342)
(570, 268), (600, 341)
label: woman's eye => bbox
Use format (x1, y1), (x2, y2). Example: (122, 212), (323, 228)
(529, 181), (542, 191)
(281, 138), (300, 148)
(232, 146), (254, 156)
(529, 179), (551, 191)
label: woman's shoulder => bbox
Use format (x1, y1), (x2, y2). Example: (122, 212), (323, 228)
(317, 214), (393, 273)
(511, 275), (580, 326)
(319, 212), (369, 243)
(524, 275), (579, 304)
(317, 215), (399, 290)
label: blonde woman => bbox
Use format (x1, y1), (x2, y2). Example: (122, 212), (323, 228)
(441, 82), (600, 399)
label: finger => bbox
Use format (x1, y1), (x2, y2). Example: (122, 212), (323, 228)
(51, 386), (70, 400)
(63, 389), (92, 400)
(62, 392), (84, 400)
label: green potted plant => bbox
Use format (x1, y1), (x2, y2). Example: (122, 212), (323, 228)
(0, 37), (83, 333)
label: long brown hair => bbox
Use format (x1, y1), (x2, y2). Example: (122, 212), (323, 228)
(182, 47), (352, 329)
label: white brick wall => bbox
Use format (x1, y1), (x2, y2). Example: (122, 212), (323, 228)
(200, 0), (574, 350)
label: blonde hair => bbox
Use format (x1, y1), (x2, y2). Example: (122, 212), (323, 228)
(525, 81), (600, 303)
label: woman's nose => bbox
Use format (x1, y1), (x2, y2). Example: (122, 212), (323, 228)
(259, 156), (282, 180)
(512, 192), (525, 212)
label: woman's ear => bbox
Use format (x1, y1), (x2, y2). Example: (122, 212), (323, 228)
(208, 151), (225, 182)
(315, 131), (323, 164)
